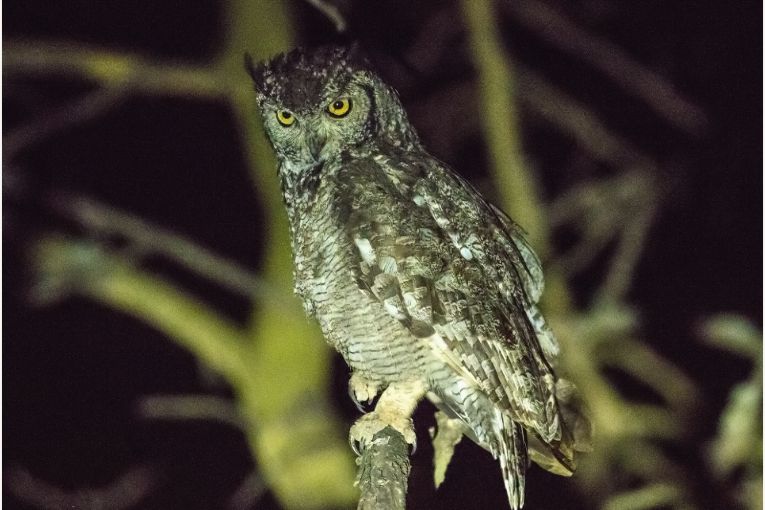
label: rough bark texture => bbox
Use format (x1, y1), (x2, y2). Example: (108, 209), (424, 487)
(356, 426), (410, 510)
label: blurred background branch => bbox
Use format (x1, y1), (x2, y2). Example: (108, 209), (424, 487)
(502, 0), (708, 134)
(6, 466), (159, 510)
(8, 0), (359, 508)
(4, 0), (758, 509)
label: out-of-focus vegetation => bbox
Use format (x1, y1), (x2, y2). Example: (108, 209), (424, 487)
(4, 0), (760, 509)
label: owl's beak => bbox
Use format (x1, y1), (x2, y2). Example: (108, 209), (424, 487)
(307, 132), (327, 161)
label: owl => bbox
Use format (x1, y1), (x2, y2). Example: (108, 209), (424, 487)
(245, 45), (589, 509)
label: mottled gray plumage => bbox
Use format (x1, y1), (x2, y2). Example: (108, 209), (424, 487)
(246, 45), (590, 509)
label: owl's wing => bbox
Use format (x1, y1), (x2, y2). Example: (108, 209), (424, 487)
(488, 203), (560, 361)
(335, 156), (561, 443)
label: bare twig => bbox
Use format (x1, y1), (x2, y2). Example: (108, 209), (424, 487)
(701, 315), (762, 491)
(504, 0), (707, 134)
(4, 40), (225, 98)
(516, 67), (652, 168)
(699, 314), (762, 361)
(548, 169), (659, 305)
(51, 194), (297, 308)
(6, 465), (158, 510)
(430, 411), (466, 488)
(304, 0), (347, 32)
(32, 235), (252, 383)
(356, 426), (411, 510)
(228, 470), (268, 510)
(603, 483), (683, 510)
(594, 198), (657, 305)
(137, 394), (244, 429)
(4, 86), (129, 160)
(3, 39), (225, 166)
(598, 335), (699, 414)
(406, 7), (461, 72)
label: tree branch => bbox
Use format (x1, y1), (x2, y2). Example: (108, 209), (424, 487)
(504, 0), (707, 134)
(52, 194), (296, 308)
(217, 2), (359, 507)
(4, 40), (225, 99)
(460, 0), (548, 253)
(516, 67), (653, 168)
(6, 465), (158, 510)
(304, 0), (347, 32)
(137, 394), (245, 429)
(31, 234), (252, 385)
(5, 86), (129, 160)
(356, 426), (411, 510)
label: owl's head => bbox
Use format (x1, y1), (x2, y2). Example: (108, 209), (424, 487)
(245, 45), (419, 171)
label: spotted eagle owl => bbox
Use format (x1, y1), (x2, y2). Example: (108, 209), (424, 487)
(245, 45), (589, 509)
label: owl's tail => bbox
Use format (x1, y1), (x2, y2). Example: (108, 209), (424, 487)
(494, 408), (528, 510)
(528, 377), (593, 476)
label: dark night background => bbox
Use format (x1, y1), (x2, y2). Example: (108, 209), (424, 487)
(3, 1), (762, 509)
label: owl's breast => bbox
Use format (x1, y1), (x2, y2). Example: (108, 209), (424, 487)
(289, 183), (436, 383)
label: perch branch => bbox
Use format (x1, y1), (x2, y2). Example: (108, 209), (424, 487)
(356, 426), (411, 510)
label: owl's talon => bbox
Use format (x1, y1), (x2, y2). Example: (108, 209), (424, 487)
(348, 373), (380, 413)
(349, 434), (362, 456)
(348, 384), (367, 413)
(349, 410), (417, 456)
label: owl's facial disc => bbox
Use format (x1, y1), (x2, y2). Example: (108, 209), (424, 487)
(261, 80), (373, 173)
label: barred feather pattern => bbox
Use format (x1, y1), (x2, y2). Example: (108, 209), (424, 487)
(248, 45), (588, 509)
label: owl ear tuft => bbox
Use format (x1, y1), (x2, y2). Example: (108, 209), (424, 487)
(347, 42), (363, 60)
(344, 42), (372, 70)
(244, 52), (265, 91)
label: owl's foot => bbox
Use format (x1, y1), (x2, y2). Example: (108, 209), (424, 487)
(349, 411), (417, 455)
(348, 373), (380, 412)
(348, 379), (427, 455)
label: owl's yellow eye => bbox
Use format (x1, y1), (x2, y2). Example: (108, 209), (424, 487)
(327, 98), (352, 118)
(276, 110), (295, 126)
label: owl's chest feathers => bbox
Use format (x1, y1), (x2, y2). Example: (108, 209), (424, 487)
(284, 156), (428, 368)
(285, 165), (353, 317)
(286, 153), (410, 292)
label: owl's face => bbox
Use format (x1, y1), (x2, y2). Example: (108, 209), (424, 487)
(246, 45), (419, 174)
(256, 76), (375, 171)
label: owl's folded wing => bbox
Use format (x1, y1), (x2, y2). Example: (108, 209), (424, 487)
(335, 158), (562, 444)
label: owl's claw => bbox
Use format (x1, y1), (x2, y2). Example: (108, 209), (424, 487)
(349, 410), (417, 456)
(349, 423), (417, 456)
(348, 384), (367, 413)
(348, 373), (380, 413)
(349, 433), (361, 456)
